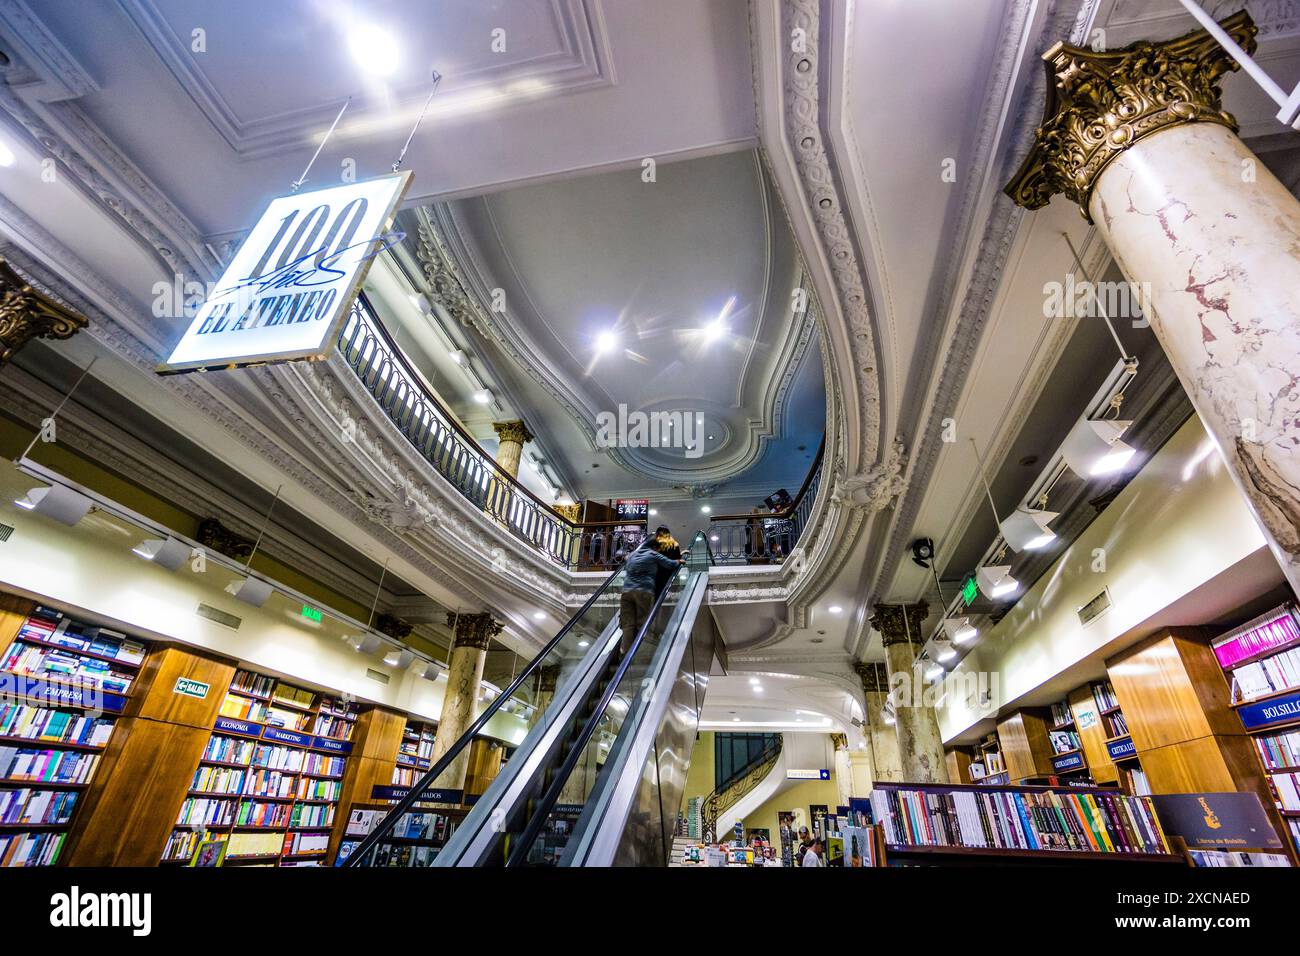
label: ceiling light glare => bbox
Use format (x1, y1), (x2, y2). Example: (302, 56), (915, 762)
(594, 330), (618, 354)
(384, 648), (416, 669)
(0, 140), (15, 168)
(349, 23), (400, 76)
(700, 504), (711, 514)
(942, 617), (978, 645)
(1061, 416), (1136, 478)
(924, 660), (945, 681)
(532, 611), (546, 621)
(999, 507), (1059, 552)
(935, 640), (956, 663)
(472, 388), (493, 405)
(748, 677), (760, 685)
(976, 564), (1019, 600)
(828, 605), (843, 614)
(578, 640), (590, 649)
(448, 349), (466, 365)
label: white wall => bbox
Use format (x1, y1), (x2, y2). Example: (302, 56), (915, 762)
(938, 415), (1273, 742)
(0, 492), (528, 745)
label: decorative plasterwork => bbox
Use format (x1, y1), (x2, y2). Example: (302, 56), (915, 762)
(114, 0), (616, 160)
(0, 256), (87, 364)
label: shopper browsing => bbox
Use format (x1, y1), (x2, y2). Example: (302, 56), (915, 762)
(801, 838), (824, 868)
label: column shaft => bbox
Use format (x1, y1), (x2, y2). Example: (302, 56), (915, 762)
(429, 612), (502, 793)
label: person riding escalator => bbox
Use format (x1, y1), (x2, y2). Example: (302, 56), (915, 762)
(616, 529), (684, 660)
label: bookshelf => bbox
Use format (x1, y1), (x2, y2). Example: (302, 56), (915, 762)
(1213, 604), (1300, 856)
(0, 605), (150, 866)
(1046, 698), (1092, 782)
(337, 800), (466, 866)
(868, 780), (1179, 864)
(391, 718), (436, 788)
(161, 667), (358, 866)
(1090, 679), (1149, 795)
(971, 733), (1007, 785)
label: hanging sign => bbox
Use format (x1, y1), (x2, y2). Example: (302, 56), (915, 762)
(159, 172), (412, 373)
(615, 499), (649, 521)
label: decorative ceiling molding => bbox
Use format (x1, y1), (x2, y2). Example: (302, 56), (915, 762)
(114, 0), (617, 160)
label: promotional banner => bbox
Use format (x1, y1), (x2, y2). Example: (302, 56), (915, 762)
(160, 172), (412, 372)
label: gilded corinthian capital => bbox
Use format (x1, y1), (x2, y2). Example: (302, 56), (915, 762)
(0, 258), (88, 366)
(447, 610), (504, 651)
(1005, 10), (1254, 219)
(492, 419), (534, 446)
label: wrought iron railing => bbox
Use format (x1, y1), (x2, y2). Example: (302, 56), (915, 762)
(337, 296), (643, 569)
(700, 736), (783, 843)
(706, 437), (824, 565)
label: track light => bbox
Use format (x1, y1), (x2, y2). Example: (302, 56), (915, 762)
(132, 536), (191, 571)
(934, 639), (956, 663)
(976, 564), (1018, 599)
(923, 660), (945, 681)
(422, 661), (444, 681)
(472, 388), (494, 405)
(13, 485), (92, 526)
(354, 633), (383, 655)
(942, 617), (978, 645)
(227, 575), (274, 608)
(384, 648), (416, 669)
(1061, 417), (1136, 478)
(999, 507), (1059, 552)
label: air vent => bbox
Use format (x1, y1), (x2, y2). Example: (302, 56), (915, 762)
(0, 523), (12, 542)
(196, 603), (241, 630)
(1077, 588), (1112, 627)
(365, 668), (390, 685)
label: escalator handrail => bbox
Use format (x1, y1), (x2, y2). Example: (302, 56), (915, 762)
(343, 544), (644, 866)
(504, 565), (688, 866)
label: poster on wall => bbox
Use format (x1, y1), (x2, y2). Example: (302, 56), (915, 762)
(159, 172), (412, 373)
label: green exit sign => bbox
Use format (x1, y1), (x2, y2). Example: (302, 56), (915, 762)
(173, 676), (210, 700)
(960, 576), (978, 606)
(301, 605), (322, 622)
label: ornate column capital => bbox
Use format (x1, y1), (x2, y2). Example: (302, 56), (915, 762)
(0, 257), (89, 366)
(196, 517), (254, 561)
(536, 663), (560, 694)
(446, 610), (504, 651)
(375, 613), (412, 640)
(492, 419), (534, 446)
(869, 602), (929, 647)
(552, 502), (582, 524)
(854, 661), (887, 693)
(1005, 10), (1253, 219)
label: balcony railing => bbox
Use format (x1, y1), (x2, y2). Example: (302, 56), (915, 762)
(705, 436), (824, 565)
(337, 296), (643, 570)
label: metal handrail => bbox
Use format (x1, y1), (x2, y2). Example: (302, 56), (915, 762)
(700, 736), (783, 842)
(341, 544), (643, 867)
(706, 436), (825, 564)
(504, 566), (687, 866)
(337, 296), (644, 568)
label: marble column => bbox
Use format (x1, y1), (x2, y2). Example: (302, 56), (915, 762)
(429, 611), (502, 794)
(870, 603), (946, 782)
(854, 662), (902, 783)
(492, 419), (534, 479)
(0, 258), (87, 366)
(1007, 10), (1300, 595)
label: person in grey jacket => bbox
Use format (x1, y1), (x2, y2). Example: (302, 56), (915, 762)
(618, 545), (683, 658)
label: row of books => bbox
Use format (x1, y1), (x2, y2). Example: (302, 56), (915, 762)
(161, 828), (205, 863)
(1109, 712), (1130, 737)
(235, 801), (290, 828)
(1268, 771), (1300, 811)
(389, 811), (457, 842)
(1050, 701), (1072, 727)
(1254, 728), (1300, 770)
(291, 803), (334, 829)
(191, 766), (245, 794)
(177, 797), (234, 827)
(203, 735), (256, 766)
(0, 643), (134, 694)
(18, 616), (145, 666)
(319, 695), (357, 718)
(0, 787), (78, 825)
(284, 831), (330, 855)
(231, 670), (276, 698)
(1189, 849), (1291, 867)
(393, 766), (422, 787)
(1048, 730), (1080, 754)
(314, 712), (355, 742)
(271, 683), (316, 709)
(219, 694), (268, 723)
(303, 754), (346, 777)
(298, 778), (341, 801)
(0, 703), (113, 747)
(1289, 819), (1300, 853)
(1212, 606), (1300, 669)
(869, 786), (1170, 855)
(264, 703), (313, 732)
(0, 747), (99, 785)
(227, 831), (281, 857)
(0, 830), (64, 867)
(241, 769), (296, 798)
(1230, 646), (1300, 702)
(1092, 680), (1119, 712)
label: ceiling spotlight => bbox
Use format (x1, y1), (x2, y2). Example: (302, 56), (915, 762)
(594, 330), (618, 354)
(532, 611), (546, 621)
(132, 536), (191, 571)
(976, 564), (1019, 599)
(355, 633), (383, 655)
(910, 537), (935, 569)
(924, 660), (945, 681)
(828, 605), (843, 615)
(710, 534), (719, 542)
(703, 319), (727, 343)
(648, 509), (657, 517)
(0, 139), (14, 168)
(448, 349), (467, 365)
(748, 677), (760, 685)
(472, 388), (494, 405)
(999, 507), (1059, 552)
(753, 684), (764, 693)
(934, 640), (956, 663)
(942, 617), (978, 645)
(384, 648), (416, 669)
(1061, 416), (1136, 478)
(348, 23), (400, 76)
(700, 505), (711, 514)
(578, 640), (590, 649)
(13, 485), (93, 526)
(733, 716), (740, 722)
(227, 575), (274, 608)
(422, 661), (444, 681)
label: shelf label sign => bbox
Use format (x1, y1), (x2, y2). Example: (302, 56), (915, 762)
(159, 172), (413, 373)
(1105, 736), (1136, 761)
(1051, 751), (1085, 772)
(371, 785), (462, 803)
(1150, 792), (1283, 848)
(213, 715), (260, 737)
(0, 674), (126, 713)
(1237, 690), (1300, 730)
(172, 676), (210, 700)
(787, 768), (831, 780)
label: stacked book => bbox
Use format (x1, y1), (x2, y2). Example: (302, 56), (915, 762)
(231, 670), (275, 698)
(1050, 701), (1071, 726)
(1268, 771), (1300, 811)
(869, 785), (1170, 855)
(1091, 680), (1119, 711)
(0, 643), (134, 694)
(0, 703), (113, 746)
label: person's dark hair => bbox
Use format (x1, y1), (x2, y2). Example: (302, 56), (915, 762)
(655, 525), (670, 535)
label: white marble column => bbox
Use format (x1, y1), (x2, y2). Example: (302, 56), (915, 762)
(870, 604), (946, 783)
(492, 419), (534, 479)
(428, 611), (501, 794)
(1007, 11), (1300, 593)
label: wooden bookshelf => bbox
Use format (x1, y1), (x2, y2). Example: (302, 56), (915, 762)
(392, 717), (437, 787)
(997, 708), (1056, 783)
(971, 733), (1008, 785)
(0, 602), (151, 866)
(160, 667), (358, 866)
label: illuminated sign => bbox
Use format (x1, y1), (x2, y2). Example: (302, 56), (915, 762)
(159, 172), (412, 373)
(301, 605), (323, 622)
(960, 576), (978, 606)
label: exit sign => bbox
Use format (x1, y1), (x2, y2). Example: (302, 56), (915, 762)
(173, 676), (210, 700)
(960, 576), (978, 606)
(301, 605), (322, 622)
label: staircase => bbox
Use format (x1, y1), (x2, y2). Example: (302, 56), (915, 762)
(700, 736), (783, 843)
(668, 834), (697, 866)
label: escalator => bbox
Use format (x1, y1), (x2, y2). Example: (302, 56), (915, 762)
(343, 532), (716, 867)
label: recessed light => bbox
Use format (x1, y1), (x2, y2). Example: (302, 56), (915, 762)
(748, 677), (760, 685)
(700, 505), (711, 514)
(532, 611), (546, 621)
(348, 24), (400, 76)
(0, 140), (16, 168)
(577, 640), (590, 648)
(595, 330), (618, 354)
(710, 534), (719, 542)
(648, 509), (657, 516)
(753, 685), (763, 693)
(828, 605), (843, 614)
(472, 388), (493, 405)
(449, 349), (466, 365)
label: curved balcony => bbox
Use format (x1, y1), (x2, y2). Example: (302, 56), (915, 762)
(336, 295), (642, 571)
